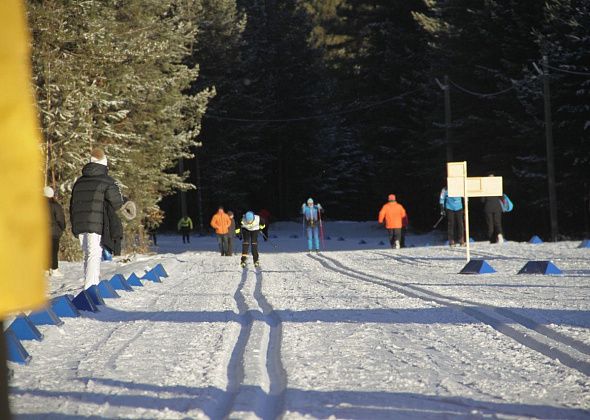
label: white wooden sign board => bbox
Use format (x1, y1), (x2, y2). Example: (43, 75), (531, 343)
(445, 161), (504, 262)
(447, 176), (503, 197)
(447, 162), (467, 178)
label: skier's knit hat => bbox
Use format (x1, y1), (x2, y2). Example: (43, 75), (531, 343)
(245, 211), (255, 223)
(307, 198), (314, 205)
(90, 147), (108, 166)
(43, 186), (54, 198)
(388, 194), (396, 202)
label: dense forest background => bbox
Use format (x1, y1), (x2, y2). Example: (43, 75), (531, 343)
(31, 0), (590, 258)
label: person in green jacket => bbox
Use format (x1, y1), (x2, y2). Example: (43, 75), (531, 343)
(177, 215), (193, 243)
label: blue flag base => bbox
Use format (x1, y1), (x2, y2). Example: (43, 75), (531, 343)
(8, 315), (43, 341)
(518, 260), (562, 275)
(97, 280), (120, 298)
(142, 269), (161, 283)
(154, 263), (169, 278)
(51, 295), (80, 317)
(72, 290), (99, 312)
(109, 274), (134, 291)
(28, 307), (64, 326)
(5, 329), (31, 365)
(126, 273), (144, 286)
(460, 259), (496, 274)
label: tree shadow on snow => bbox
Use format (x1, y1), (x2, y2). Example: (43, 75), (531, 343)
(11, 381), (590, 420)
(92, 306), (590, 329)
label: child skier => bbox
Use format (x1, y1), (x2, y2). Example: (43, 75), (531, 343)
(235, 211), (266, 268)
(301, 198), (323, 252)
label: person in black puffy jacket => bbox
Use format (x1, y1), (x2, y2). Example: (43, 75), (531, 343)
(44, 186), (65, 276)
(70, 148), (124, 289)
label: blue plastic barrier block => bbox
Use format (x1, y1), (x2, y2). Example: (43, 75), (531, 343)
(379, 241), (385, 245)
(326, 236), (332, 240)
(97, 280), (120, 298)
(109, 274), (134, 291)
(154, 263), (169, 278)
(338, 237), (345, 241)
(28, 307), (64, 326)
(579, 239), (590, 248)
(518, 260), (562, 275)
(8, 315), (43, 341)
(142, 269), (161, 283)
(289, 234), (298, 239)
(85, 285), (105, 306)
(529, 235), (543, 244)
(460, 259), (496, 274)
(358, 240), (367, 244)
(51, 295), (80, 318)
(126, 273), (144, 287)
(72, 290), (99, 312)
(5, 329), (31, 365)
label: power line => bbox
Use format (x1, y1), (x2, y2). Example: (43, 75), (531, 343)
(203, 87), (423, 123)
(544, 64), (590, 77)
(448, 79), (517, 98)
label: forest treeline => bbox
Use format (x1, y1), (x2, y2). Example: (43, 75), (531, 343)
(31, 0), (589, 258)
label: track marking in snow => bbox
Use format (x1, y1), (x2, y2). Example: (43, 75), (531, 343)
(309, 253), (590, 377)
(220, 266), (286, 419)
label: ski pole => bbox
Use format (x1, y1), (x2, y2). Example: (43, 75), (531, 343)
(319, 208), (325, 250)
(433, 214), (445, 229)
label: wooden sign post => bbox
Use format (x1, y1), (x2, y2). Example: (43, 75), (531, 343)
(447, 162), (503, 261)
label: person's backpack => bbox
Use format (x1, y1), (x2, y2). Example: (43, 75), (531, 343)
(500, 194), (514, 212)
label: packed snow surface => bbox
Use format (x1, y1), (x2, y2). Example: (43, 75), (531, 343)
(8, 222), (590, 419)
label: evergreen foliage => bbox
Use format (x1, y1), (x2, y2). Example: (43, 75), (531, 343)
(28, 0), (213, 258)
(28, 0), (590, 242)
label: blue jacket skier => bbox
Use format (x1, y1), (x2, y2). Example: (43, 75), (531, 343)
(235, 211), (266, 267)
(301, 198), (323, 252)
(439, 187), (465, 246)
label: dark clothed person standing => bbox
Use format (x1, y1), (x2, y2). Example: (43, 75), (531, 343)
(481, 196), (504, 243)
(45, 186), (65, 275)
(70, 148), (124, 289)
(227, 211), (236, 256)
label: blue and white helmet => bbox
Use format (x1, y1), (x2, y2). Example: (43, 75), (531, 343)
(306, 198), (314, 205)
(245, 211), (255, 223)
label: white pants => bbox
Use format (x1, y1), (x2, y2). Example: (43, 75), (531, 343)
(79, 233), (102, 289)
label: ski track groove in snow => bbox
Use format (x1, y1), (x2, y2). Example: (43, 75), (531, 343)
(218, 266), (252, 419)
(370, 249), (590, 357)
(221, 264), (287, 419)
(309, 253), (590, 377)
(253, 268), (287, 419)
(8, 226), (590, 418)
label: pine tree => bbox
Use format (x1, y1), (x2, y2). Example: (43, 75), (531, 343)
(28, 0), (213, 257)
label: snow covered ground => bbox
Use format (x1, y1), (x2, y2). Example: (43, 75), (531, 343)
(7, 221), (590, 419)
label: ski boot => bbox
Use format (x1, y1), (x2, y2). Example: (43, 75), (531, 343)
(240, 257), (247, 268)
(254, 261), (260, 268)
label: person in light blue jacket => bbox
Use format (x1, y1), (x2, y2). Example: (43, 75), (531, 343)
(301, 198), (323, 252)
(439, 187), (464, 246)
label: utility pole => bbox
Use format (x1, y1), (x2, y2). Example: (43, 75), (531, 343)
(436, 76), (453, 162)
(194, 152), (204, 235)
(444, 75), (453, 162)
(541, 55), (559, 241)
